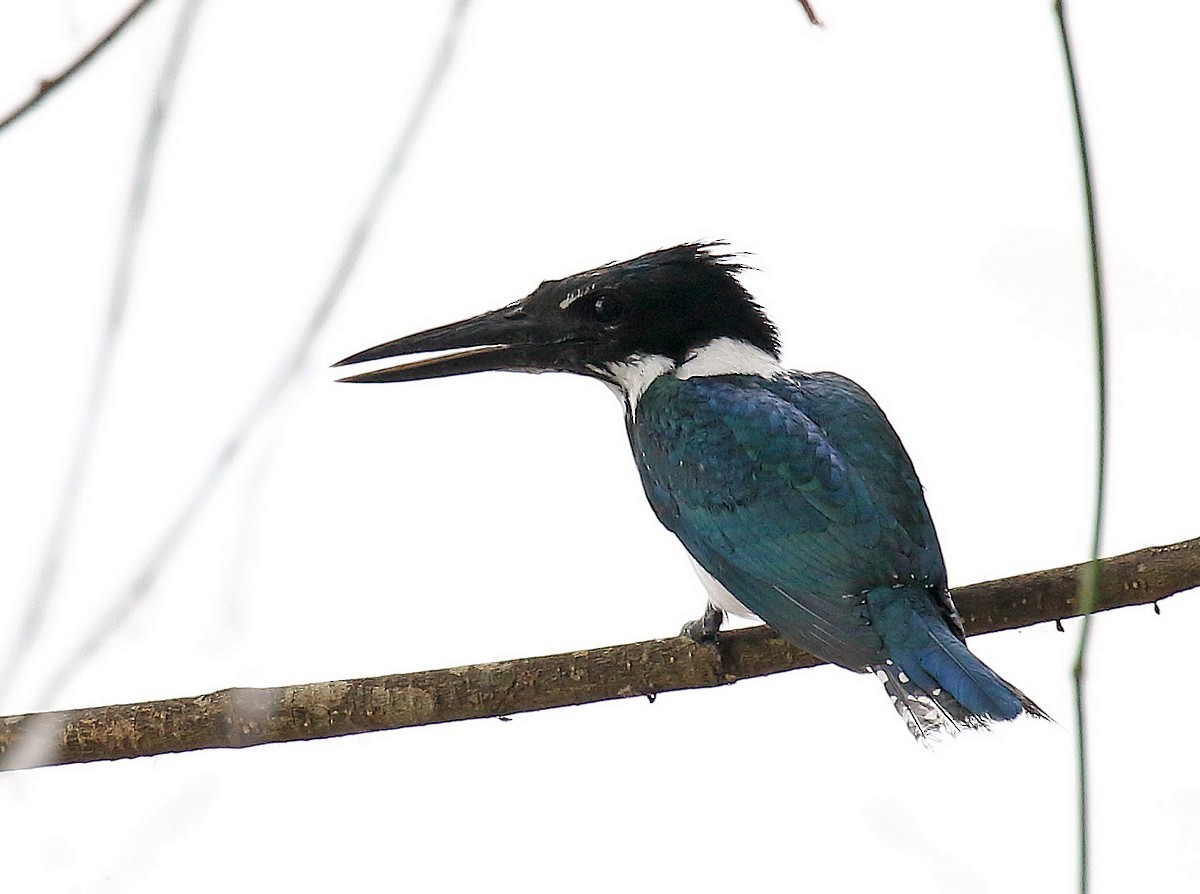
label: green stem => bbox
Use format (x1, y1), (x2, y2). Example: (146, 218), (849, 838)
(1054, 3), (1108, 894)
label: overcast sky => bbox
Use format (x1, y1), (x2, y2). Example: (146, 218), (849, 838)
(1, 1), (1198, 891)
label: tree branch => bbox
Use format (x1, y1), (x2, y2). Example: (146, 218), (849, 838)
(2, 537), (1196, 772)
(796, 1), (824, 27)
(0, 0), (161, 135)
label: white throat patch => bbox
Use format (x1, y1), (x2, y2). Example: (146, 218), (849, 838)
(601, 354), (676, 413)
(602, 337), (783, 415)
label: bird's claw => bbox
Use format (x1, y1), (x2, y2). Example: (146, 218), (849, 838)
(681, 604), (724, 643)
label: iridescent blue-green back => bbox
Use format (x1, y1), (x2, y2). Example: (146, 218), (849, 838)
(630, 370), (950, 670)
(630, 371), (1044, 735)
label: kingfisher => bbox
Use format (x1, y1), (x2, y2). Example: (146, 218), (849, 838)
(334, 243), (1046, 738)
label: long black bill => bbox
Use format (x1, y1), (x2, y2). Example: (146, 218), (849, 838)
(333, 305), (567, 384)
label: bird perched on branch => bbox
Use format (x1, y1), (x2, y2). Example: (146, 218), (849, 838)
(335, 243), (1045, 739)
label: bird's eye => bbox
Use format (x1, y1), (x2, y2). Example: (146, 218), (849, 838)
(592, 294), (623, 324)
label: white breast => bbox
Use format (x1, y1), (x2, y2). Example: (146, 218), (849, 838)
(689, 556), (758, 619)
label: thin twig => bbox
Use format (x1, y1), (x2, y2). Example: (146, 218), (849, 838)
(30, 0), (477, 710)
(2, 536), (1195, 772)
(0, 0), (205, 708)
(0, 0), (162, 134)
(1054, 3), (1108, 893)
(797, 0), (823, 27)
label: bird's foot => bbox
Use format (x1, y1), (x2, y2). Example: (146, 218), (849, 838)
(680, 604), (725, 643)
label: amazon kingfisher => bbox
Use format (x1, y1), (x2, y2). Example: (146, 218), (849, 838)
(334, 243), (1046, 739)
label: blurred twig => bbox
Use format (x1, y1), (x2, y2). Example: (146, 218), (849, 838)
(0, 0), (204, 707)
(1054, 3), (1108, 892)
(2, 537), (1195, 772)
(30, 0), (476, 710)
(0, 0), (161, 134)
(797, 1), (823, 27)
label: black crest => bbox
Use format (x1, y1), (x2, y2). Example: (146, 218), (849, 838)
(527, 242), (781, 366)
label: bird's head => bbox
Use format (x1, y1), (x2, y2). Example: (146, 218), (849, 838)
(334, 243), (781, 395)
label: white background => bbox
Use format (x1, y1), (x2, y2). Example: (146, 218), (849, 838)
(1, 1), (1197, 891)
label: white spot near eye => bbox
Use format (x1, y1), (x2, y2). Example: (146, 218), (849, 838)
(559, 282), (598, 310)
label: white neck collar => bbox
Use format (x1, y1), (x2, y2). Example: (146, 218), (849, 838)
(601, 337), (782, 414)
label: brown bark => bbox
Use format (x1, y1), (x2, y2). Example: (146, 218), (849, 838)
(2, 536), (1196, 772)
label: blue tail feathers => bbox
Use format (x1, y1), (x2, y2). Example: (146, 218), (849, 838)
(865, 585), (1047, 739)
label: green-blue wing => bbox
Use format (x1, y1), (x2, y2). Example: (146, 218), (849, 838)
(629, 372), (948, 670)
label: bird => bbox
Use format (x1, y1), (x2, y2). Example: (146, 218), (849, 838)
(334, 242), (1046, 739)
